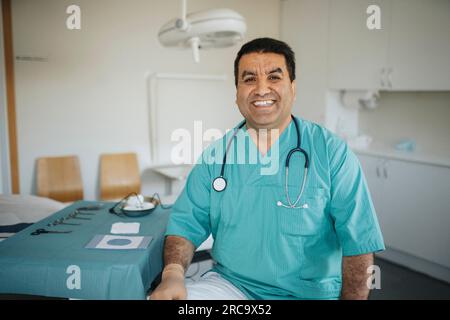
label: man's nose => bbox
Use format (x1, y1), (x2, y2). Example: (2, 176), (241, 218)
(254, 79), (271, 96)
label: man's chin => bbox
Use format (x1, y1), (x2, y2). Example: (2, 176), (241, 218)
(247, 113), (280, 129)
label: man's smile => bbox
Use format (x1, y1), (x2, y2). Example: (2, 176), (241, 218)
(251, 99), (276, 107)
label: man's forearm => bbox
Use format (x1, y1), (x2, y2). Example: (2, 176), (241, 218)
(164, 235), (195, 272)
(341, 253), (373, 300)
(149, 236), (194, 300)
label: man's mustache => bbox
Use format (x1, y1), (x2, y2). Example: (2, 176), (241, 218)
(249, 95), (278, 102)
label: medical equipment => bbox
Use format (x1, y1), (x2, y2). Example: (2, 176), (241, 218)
(109, 193), (155, 218)
(109, 192), (171, 218)
(68, 212), (92, 220)
(47, 218), (80, 227)
(158, 0), (246, 63)
(45, 206), (103, 228)
(76, 205), (104, 211)
(213, 115), (310, 209)
(74, 211), (95, 216)
(212, 121), (246, 193)
(1, 199), (168, 299)
(31, 229), (72, 236)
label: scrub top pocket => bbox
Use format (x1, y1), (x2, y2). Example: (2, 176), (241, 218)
(277, 188), (328, 236)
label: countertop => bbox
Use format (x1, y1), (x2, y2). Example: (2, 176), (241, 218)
(351, 142), (450, 168)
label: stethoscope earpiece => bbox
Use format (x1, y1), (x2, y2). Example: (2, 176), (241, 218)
(277, 200), (308, 209)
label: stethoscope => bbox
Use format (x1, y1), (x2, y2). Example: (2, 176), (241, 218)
(212, 115), (310, 209)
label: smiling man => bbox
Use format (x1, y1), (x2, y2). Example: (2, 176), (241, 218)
(150, 38), (385, 300)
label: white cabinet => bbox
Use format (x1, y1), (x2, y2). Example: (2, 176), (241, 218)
(328, 0), (392, 90)
(358, 154), (450, 269)
(328, 0), (450, 91)
(358, 155), (386, 218)
(388, 0), (450, 90)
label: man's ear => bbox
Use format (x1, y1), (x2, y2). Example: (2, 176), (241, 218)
(291, 80), (297, 101)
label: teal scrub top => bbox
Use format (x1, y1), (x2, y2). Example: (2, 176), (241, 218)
(165, 116), (385, 300)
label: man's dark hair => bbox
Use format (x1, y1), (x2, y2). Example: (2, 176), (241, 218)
(234, 37), (296, 87)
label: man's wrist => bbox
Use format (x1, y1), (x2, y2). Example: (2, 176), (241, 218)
(162, 263), (185, 280)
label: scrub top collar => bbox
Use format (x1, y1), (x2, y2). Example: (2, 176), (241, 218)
(236, 116), (299, 158)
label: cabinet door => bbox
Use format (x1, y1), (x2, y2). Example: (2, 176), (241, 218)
(328, 0), (392, 90)
(382, 160), (450, 268)
(388, 0), (450, 90)
(357, 154), (386, 225)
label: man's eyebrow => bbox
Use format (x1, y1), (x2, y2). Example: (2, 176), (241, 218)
(241, 68), (283, 78)
(241, 70), (256, 78)
(267, 68), (283, 75)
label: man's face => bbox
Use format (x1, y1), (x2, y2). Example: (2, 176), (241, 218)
(236, 52), (296, 130)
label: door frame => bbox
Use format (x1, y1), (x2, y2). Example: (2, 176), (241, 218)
(1, 0), (19, 194)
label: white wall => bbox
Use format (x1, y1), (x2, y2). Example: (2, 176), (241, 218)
(0, 1), (10, 194)
(12, 0), (281, 199)
(359, 91), (450, 158)
(280, 0), (329, 125)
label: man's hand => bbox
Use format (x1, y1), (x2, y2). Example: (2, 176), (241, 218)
(149, 236), (195, 300)
(341, 253), (374, 300)
(150, 263), (187, 300)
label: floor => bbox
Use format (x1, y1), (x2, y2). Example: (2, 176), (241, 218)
(369, 258), (450, 300)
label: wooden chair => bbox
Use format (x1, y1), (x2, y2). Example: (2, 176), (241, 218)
(36, 156), (84, 203)
(100, 153), (141, 201)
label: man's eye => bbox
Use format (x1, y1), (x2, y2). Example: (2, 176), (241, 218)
(244, 78), (256, 83)
(269, 75), (281, 81)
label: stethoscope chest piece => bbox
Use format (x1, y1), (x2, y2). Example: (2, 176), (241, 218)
(213, 177), (227, 192)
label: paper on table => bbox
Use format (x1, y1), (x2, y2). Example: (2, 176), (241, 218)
(85, 234), (152, 250)
(111, 222), (140, 234)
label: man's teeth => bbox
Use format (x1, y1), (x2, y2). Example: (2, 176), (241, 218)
(253, 100), (275, 107)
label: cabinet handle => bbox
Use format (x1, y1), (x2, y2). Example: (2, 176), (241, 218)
(376, 166), (381, 178)
(383, 166), (388, 178)
(387, 68), (393, 88)
(380, 68), (386, 88)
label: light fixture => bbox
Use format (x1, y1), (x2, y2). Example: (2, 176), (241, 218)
(158, 0), (247, 63)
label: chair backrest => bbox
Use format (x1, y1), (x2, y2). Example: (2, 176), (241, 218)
(100, 152), (141, 201)
(36, 156), (84, 202)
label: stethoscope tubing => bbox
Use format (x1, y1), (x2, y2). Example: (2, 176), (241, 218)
(213, 115), (310, 210)
(219, 121), (246, 177)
